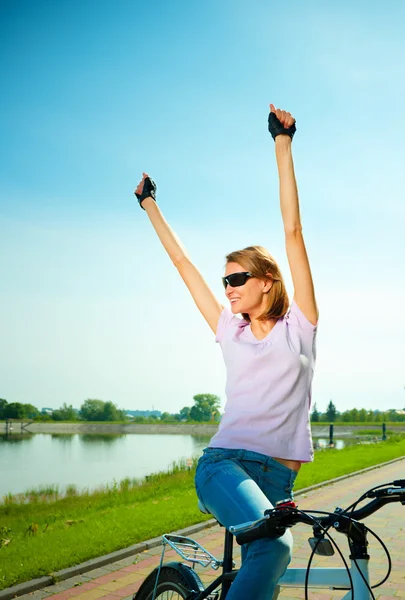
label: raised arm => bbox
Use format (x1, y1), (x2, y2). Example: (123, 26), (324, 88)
(268, 105), (318, 326)
(134, 173), (223, 333)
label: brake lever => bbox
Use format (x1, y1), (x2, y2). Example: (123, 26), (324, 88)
(367, 487), (405, 498)
(229, 514), (269, 534)
(387, 487), (405, 495)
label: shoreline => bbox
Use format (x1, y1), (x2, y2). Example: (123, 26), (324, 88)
(1, 421), (403, 436)
(0, 421), (218, 435)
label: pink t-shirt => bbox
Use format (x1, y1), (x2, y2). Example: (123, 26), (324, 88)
(208, 300), (317, 462)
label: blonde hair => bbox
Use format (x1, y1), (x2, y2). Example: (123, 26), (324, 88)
(225, 245), (289, 322)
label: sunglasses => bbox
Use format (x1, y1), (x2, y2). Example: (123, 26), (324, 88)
(222, 271), (253, 289)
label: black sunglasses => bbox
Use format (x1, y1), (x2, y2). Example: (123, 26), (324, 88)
(222, 271), (253, 289)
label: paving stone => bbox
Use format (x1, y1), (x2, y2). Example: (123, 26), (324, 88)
(13, 592), (54, 600)
(101, 583), (143, 598)
(93, 596), (126, 600)
(70, 591), (108, 600)
(100, 557), (134, 570)
(76, 569), (113, 580)
(42, 577), (94, 595)
(42, 583), (81, 595)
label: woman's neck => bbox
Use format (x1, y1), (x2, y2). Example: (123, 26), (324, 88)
(249, 317), (277, 340)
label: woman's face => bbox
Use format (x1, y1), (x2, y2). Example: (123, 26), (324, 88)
(224, 262), (271, 316)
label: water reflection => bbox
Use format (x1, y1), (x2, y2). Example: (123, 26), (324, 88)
(50, 434), (76, 444)
(0, 433), (34, 445)
(79, 434), (125, 444)
(313, 438), (359, 450)
(190, 435), (211, 456)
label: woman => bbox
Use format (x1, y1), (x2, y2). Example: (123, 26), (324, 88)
(135, 104), (318, 600)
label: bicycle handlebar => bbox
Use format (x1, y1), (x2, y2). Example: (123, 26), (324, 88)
(229, 484), (405, 546)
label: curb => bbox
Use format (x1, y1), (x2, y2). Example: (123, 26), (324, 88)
(1, 454), (404, 600)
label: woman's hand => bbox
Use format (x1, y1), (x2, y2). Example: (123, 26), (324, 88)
(134, 172), (157, 210)
(268, 104), (296, 141)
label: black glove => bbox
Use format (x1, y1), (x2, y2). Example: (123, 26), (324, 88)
(135, 176), (157, 210)
(268, 112), (296, 141)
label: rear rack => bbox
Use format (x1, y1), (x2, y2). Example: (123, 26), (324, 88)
(162, 534), (223, 570)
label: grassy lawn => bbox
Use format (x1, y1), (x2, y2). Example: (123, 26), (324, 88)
(1, 436), (405, 590)
(310, 421), (404, 427)
(356, 429), (394, 435)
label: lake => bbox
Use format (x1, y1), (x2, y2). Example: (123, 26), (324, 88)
(0, 432), (356, 498)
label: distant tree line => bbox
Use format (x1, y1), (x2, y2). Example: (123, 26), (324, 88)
(3, 395), (402, 425)
(0, 394), (222, 423)
(311, 400), (405, 423)
(0, 398), (126, 422)
(160, 394), (221, 423)
(0, 398), (40, 420)
(127, 395), (221, 423)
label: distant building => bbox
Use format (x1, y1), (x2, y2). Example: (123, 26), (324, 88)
(41, 408), (54, 415)
(125, 410), (162, 418)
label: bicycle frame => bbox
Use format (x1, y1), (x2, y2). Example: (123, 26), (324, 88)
(276, 560), (371, 599)
(158, 527), (373, 600)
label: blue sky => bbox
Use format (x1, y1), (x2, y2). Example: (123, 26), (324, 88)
(1, 0), (404, 414)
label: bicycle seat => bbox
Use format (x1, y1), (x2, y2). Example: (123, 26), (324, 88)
(198, 498), (211, 514)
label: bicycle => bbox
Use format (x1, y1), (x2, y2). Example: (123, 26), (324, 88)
(133, 478), (405, 600)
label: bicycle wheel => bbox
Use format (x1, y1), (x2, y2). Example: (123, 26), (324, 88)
(134, 564), (204, 600)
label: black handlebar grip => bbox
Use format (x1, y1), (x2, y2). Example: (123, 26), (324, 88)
(235, 521), (286, 546)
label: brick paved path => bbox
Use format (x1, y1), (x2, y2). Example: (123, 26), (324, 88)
(17, 459), (405, 600)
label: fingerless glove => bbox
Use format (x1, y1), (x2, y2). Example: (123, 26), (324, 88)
(135, 176), (157, 210)
(268, 112), (296, 141)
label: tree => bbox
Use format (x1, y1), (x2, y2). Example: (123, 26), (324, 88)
(39, 412), (52, 421)
(79, 399), (125, 422)
(311, 403), (320, 422)
(4, 402), (25, 419)
(341, 411), (352, 422)
(52, 403), (77, 421)
(350, 408), (359, 422)
(22, 403), (40, 419)
(373, 411), (381, 422)
(387, 409), (400, 422)
(358, 408), (368, 423)
(0, 400), (40, 420)
(102, 401), (125, 421)
(0, 399), (7, 419)
(161, 412), (176, 422)
(79, 399), (105, 421)
(325, 400), (337, 422)
(179, 406), (191, 421)
(189, 394), (221, 422)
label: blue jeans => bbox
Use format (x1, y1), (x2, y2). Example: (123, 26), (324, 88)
(194, 447), (298, 600)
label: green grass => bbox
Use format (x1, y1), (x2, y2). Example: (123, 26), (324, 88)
(1, 437), (405, 591)
(311, 421), (405, 427)
(356, 429), (394, 436)
(297, 434), (405, 487)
